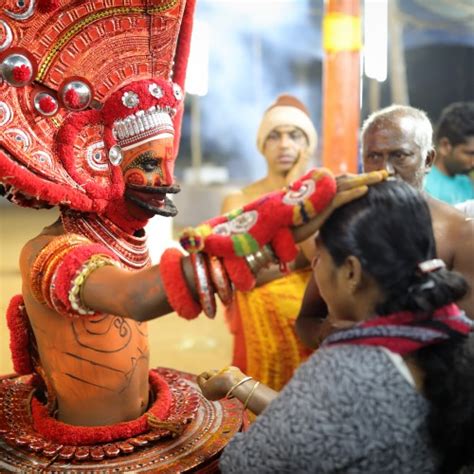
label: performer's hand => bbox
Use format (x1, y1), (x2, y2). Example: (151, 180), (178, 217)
(197, 366), (247, 401)
(180, 168), (337, 290)
(292, 170), (388, 243)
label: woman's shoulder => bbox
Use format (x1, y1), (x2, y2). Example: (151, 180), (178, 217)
(293, 344), (424, 403)
(301, 343), (396, 374)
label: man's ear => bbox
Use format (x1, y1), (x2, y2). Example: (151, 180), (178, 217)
(425, 148), (436, 170)
(437, 137), (452, 159)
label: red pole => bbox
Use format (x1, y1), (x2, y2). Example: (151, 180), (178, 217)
(321, 0), (361, 174)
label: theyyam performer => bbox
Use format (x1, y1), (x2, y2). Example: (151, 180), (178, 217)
(0, 0), (384, 471)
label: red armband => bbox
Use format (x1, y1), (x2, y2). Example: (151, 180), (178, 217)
(53, 244), (119, 317)
(160, 248), (201, 319)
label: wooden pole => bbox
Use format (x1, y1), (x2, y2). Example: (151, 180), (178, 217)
(321, 0), (361, 174)
(388, 0), (409, 104)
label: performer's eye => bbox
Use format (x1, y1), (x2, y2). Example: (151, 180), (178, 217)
(142, 158), (159, 172)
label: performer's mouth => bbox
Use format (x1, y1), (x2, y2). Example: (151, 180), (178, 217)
(125, 184), (180, 217)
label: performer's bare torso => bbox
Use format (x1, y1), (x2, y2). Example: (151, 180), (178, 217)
(20, 221), (150, 426)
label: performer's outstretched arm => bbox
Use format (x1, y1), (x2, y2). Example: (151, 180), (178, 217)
(26, 171), (386, 323)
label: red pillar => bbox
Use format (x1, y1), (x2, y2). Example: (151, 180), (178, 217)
(321, 0), (361, 174)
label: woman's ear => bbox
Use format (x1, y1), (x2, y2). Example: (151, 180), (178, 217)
(343, 255), (363, 293)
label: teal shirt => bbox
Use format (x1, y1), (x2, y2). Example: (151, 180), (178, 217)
(425, 166), (474, 205)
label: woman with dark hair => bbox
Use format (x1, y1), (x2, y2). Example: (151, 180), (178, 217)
(198, 180), (474, 473)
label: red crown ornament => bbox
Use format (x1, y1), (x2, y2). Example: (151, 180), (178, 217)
(0, 0), (196, 213)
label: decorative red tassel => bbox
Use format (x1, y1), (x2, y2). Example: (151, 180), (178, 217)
(37, 0), (60, 13)
(64, 88), (81, 108)
(12, 64), (31, 83)
(38, 95), (56, 113)
(6, 295), (33, 375)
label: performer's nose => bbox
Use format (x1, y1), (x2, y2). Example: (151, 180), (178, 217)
(155, 159), (175, 186)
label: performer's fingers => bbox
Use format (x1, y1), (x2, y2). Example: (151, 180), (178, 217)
(337, 170), (387, 191)
(196, 373), (209, 388)
(332, 186), (369, 209)
(197, 371), (215, 383)
(292, 186), (368, 243)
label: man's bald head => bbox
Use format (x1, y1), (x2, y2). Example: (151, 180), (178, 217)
(361, 105), (435, 190)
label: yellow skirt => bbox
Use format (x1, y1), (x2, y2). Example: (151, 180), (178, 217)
(226, 268), (313, 391)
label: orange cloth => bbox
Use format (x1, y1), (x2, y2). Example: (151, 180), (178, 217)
(226, 268), (313, 391)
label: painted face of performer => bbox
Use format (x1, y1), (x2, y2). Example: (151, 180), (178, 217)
(121, 134), (180, 217)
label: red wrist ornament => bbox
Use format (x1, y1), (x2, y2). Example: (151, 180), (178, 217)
(160, 248), (201, 319)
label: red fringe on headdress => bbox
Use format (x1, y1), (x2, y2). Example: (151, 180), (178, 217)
(6, 295), (33, 375)
(31, 371), (172, 445)
(0, 149), (102, 211)
(37, 0), (60, 13)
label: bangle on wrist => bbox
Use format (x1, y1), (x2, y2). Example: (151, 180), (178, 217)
(225, 376), (253, 399)
(244, 244), (278, 276)
(243, 381), (260, 410)
(208, 256), (233, 305)
(190, 252), (216, 319)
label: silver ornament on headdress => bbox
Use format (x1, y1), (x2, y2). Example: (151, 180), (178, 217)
(60, 79), (93, 111)
(108, 145), (123, 166)
(149, 83), (164, 99)
(122, 91), (139, 108)
(0, 52), (33, 87)
(33, 92), (59, 116)
(172, 83), (183, 101)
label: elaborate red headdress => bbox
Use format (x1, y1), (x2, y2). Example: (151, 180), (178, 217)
(0, 0), (195, 213)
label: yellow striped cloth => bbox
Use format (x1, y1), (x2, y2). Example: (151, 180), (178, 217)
(226, 268), (313, 391)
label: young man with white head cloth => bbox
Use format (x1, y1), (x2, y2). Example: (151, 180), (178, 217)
(221, 94), (319, 390)
(222, 94), (318, 212)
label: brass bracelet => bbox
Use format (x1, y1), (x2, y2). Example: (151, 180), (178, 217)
(243, 381), (260, 410)
(244, 244), (278, 276)
(225, 376), (253, 399)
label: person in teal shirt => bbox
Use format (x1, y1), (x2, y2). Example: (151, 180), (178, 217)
(425, 102), (474, 205)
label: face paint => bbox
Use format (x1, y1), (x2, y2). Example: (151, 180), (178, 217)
(121, 136), (181, 217)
